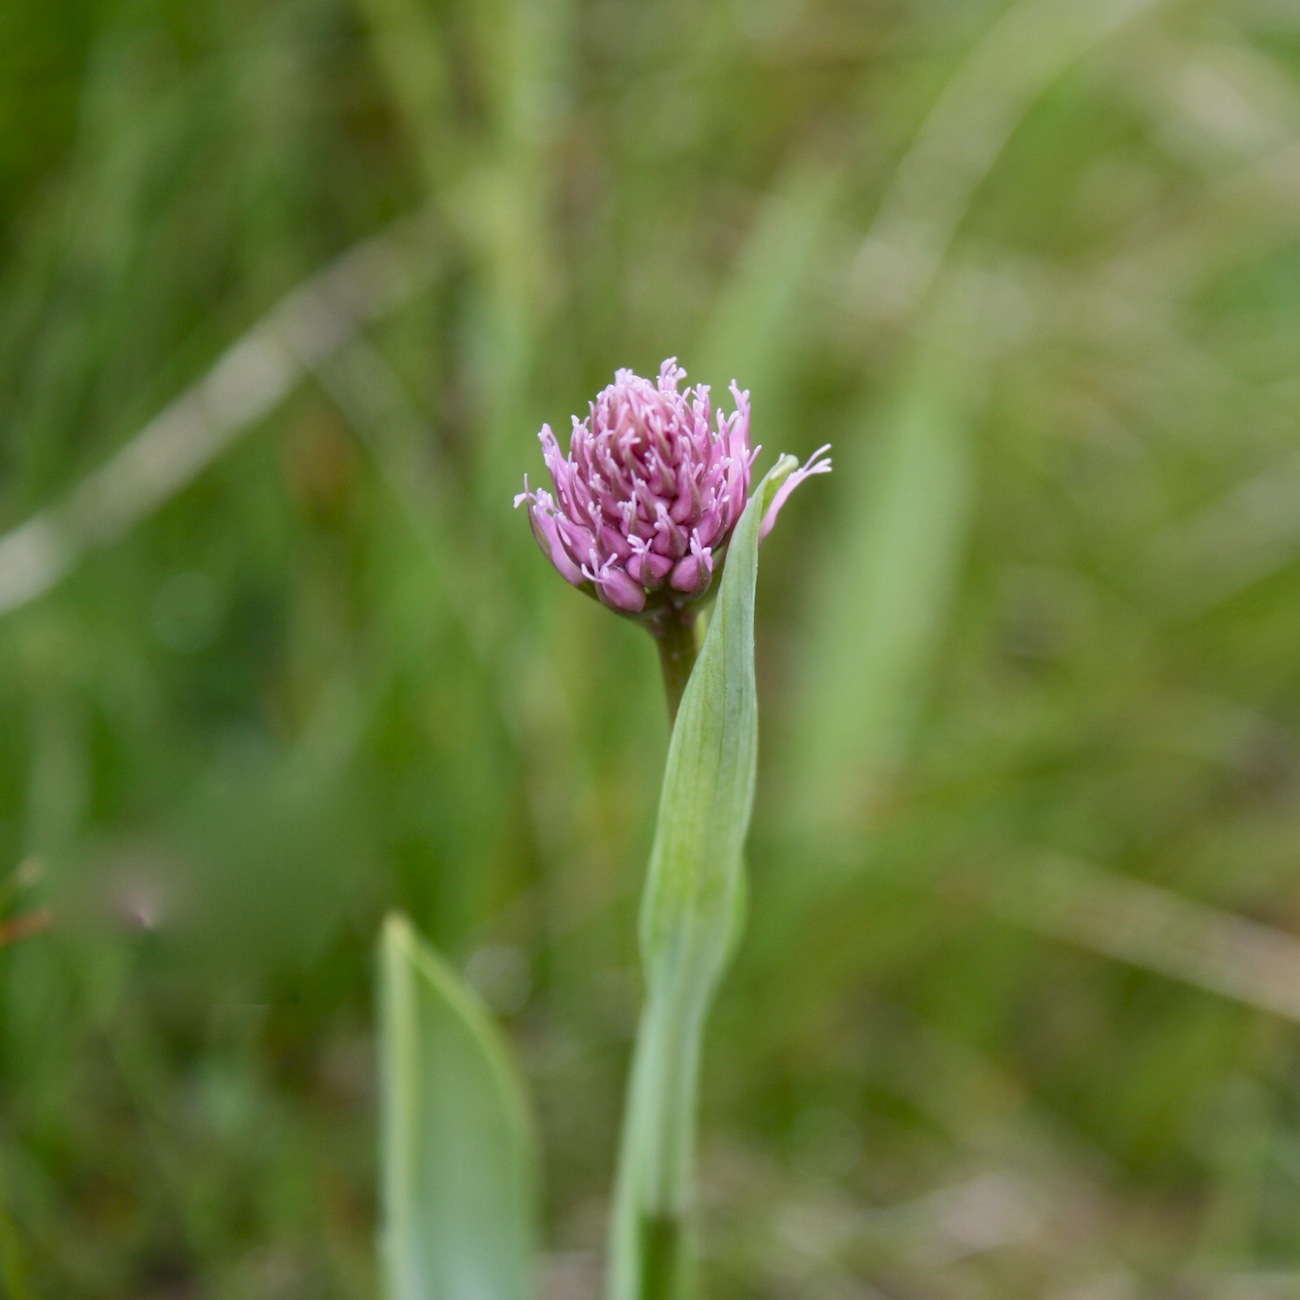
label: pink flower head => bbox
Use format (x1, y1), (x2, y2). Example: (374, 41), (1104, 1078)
(516, 359), (830, 616)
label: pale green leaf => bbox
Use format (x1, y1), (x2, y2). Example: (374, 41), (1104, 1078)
(609, 457), (799, 1300)
(379, 913), (537, 1300)
(638, 459), (798, 990)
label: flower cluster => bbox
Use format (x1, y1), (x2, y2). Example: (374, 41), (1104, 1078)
(516, 359), (829, 616)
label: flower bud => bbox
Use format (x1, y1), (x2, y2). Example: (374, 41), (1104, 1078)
(516, 359), (829, 616)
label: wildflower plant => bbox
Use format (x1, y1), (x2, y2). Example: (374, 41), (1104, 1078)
(378, 361), (829, 1300)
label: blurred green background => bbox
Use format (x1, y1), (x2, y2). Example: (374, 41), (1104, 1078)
(2, 0), (1300, 1295)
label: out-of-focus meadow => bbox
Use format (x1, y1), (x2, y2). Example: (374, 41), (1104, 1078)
(2, 0), (1300, 1294)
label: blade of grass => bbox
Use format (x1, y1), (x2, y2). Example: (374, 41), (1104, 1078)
(782, 339), (977, 844)
(0, 214), (438, 620)
(379, 913), (537, 1300)
(991, 855), (1300, 1024)
(696, 156), (843, 390)
(850, 0), (1161, 319)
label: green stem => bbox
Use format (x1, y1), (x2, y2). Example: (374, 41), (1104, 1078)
(639, 1212), (687, 1300)
(605, 611), (704, 1300)
(650, 611), (699, 723)
(608, 990), (703, 1300)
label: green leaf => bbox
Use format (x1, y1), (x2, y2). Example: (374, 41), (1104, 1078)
(638, 460), (797, 993)
(608, 458), (799, 1300)
(378, 913), (537, 1300)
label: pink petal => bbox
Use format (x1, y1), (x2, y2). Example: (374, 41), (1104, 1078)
(668, 540), (714, 596)
(525, 498), (586, 585)
(760, 445), (833, 541)
(590, 563), (646, 614)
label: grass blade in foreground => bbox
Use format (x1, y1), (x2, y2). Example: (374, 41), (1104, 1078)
(378, 914), (537, 1300)
(788, 340), (974, 842)
(608, 458), (801, 1300)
